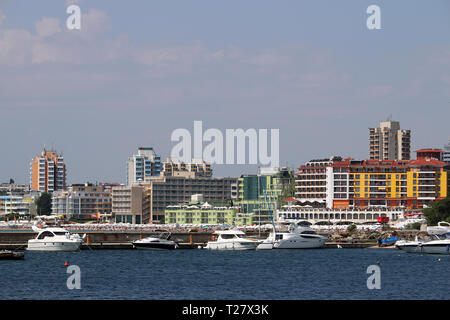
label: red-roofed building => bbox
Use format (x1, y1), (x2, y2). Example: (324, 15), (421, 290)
(415, 149), (443, 161)
(295, 151), (449, 211)
(327, 151), (449, 210)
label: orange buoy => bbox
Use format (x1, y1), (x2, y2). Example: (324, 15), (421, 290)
(64, 261), (69, 267)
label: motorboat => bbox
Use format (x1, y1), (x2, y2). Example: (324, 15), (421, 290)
(427, 221), (450, 236)
(204, 230), (261, 250)
(132, 232), (178, 250)
(421, 238), (450, 254)
(27, 226), (83, 251)
(257, 222), (328, 250)
(394, 237), (425, 253)
(395, 235), (450, 255)
(0, 250), (24, 260)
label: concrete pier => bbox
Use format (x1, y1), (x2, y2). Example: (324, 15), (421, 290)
(0, 230), (217, 250)
(0, 229), (393, 250)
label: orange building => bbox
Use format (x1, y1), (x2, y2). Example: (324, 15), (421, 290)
(30, 149), (66, 192)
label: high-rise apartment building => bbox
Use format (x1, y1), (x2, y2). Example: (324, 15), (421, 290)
(127, 147), (161, 186)
(443, 140), (450, 164)
(369, 120), (411, 160)
(30, 149), (66, 192)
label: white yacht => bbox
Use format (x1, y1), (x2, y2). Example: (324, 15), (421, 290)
(27, 226), (83, 252)
(395, 236), (450, 255)
(132, 232), (178, 250)
(257, 222), (328, 250)
(204, 230), (261, 250)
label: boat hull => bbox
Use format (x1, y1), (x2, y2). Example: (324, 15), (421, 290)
(133, 243), (177, 250)
(27, 240), (81, 252)
(274, 237), (327, 249)
(205, 241), (260, 251)
(395, 244), (424, 253)
(421, 244), (450, 255)
(395, 240), (450, 255)
(256, 241), (274, 250)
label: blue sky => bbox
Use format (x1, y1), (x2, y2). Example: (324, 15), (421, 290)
(0, 0), (449, 184)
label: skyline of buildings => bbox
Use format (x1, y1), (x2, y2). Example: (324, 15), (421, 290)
(2, 119), (448, 223)
(16, 122), (448, 187)
(126, 147), (213, 187)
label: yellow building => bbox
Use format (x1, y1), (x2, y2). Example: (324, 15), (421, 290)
(331, 149), (448, 210)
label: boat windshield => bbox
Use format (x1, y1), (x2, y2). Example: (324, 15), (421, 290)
(236, 234), (247, 238)
(158, 232), (171, 240)
(37, 231), (54, 239)
(300, 230), (316, 235)
(54, 232), (68, 236)
(220, 234), (236, 239)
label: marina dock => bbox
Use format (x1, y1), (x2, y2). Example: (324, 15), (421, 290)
(0, 229), (384, 250)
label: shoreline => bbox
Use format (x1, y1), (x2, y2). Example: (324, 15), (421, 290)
(0, 241), (396, 250)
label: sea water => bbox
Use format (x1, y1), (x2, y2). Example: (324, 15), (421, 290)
(0, 249), (448, 300)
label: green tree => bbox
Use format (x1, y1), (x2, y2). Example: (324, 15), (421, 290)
(423, 197), (450, 225)
(347, 224), (357, 233)
(35, 192), (52, 215)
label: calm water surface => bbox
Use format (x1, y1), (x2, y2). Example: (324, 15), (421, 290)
(0, 248), (449, 300)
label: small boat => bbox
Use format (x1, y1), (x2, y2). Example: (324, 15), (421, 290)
(395, 236), (450, 255)
(132, 232), (178, 250)
(27, 226), (83, 252)
(381, 236), (398, 247)
(0, 250), (24, 260)
(394, 237), (424, 253)
(205, 230), (261, 250)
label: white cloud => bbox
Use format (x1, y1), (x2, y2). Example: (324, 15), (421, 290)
(36, 17), (61, 37)
(245, 52), (290, 66)
(0, 9), (5, 27)
(0, 7), (449, 123)
(65, 0), (85, 6)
